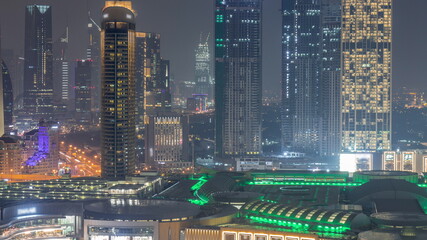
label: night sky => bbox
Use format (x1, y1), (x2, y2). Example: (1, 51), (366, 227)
(0, 0), (426, 96)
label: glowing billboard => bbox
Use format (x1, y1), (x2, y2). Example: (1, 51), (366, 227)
(340, 153), (373, 172)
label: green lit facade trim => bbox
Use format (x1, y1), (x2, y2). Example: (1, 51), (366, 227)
(188, 176), (209, 205)
(246, 215), (350, 233)
(246, 181), (362, 187)
(246, 181), (427, 188)
(242, 200), (357, 230)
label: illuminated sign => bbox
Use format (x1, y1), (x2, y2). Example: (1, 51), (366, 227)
(402, 152), (415, 171)
(383, 151), (396, 171)
(221, 230), (315, 240)
(17, 207), (36, 215)
(340, 153), (373, 172)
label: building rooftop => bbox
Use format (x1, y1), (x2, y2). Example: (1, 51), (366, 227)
(0, 137), (18, 144)
(109, 184), (145, 190)
(356, 170), (417, 177)
(371, 212), (427, 227)
(102, 6), (135, 24)
(349, 179), (427, 204)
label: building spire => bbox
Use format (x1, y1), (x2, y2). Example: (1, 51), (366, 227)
(205, 32), (210, 44)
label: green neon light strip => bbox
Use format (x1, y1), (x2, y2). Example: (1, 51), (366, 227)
(246, 181), (362, 187)
(188, 177), (209, 206)
(247, 181), (427, 188)
(246, 215), (349, 233)
(191, 178), (207, 191)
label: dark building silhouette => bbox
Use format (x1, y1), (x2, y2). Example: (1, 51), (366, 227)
(75, 60), (92, 124)
(101, 1), (136, 180)
(159, 59), (171, 109)
(281, 0), (341, 157)
(319, 0), (341, 157)
(1, 60), (14, 131)
(87, 13), (101, 113)
(1, 50), (23, 110)
(135, 32), (171, 130)
(281, 0), (322, 155)
(23, 5), (53, 119)
(52, 27), (69, 105)
(215, 0), (263, 158)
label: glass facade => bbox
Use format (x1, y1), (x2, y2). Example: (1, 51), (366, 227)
(281, 0), (341, 157)
(194, 35), (213, 99)
(319, 0), (341, 157)
(88, 226), (154, 240)
(0, 216), (78, 240)
(87, 14), (101, 112)
(341, 0), (392, 152)
(75, 60), (93, 124)
(24, 5), (53, 119)
(135, 32), (171, 127)
(215, 0), (263, 157)
(1, 61), (14, 130)
(281, 0), (321, 155)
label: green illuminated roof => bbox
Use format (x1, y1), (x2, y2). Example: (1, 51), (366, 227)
(242, 200), (363, 228)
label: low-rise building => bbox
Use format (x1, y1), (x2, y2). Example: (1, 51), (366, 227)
(0, 136), (23, 174)
(145, 113), (190, 168)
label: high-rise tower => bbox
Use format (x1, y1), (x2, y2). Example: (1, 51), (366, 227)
(53, 27), (69, 104)
(341, 0), (392, 152)
(319, 0), (341, 157)
(1, 61), (14, 132)
(281, 0), (342, 157)
(194, 33), (212, 99)
(215, 0), (263, 158)
(281, 0), (321, 155)
(24, 5), (53, 119)
(0, 40), (3, 136)
(75, 60), (92, 124)
(101, 1), (136, 179)
(135, 32), (171, 124)
(87, 12), (101, 112)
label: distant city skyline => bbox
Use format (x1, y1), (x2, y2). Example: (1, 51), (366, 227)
(1, 0), (427, 97)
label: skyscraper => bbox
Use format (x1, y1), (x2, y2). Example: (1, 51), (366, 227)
(135, 32), (159, 129)
(87, 13), (101, 113)
(341, 0), (392, 152)
(101, 1), (136, 179)
(53, 27), (69, 104)
(75, 60), (92, 124)
(215, 0), (263, 158)
(24, 5), (53, 119)
(159, 59), (172, 109)
(0, 35), (4, 136)
(1, 50), (24, 110)
(281, 0), (342, 157)
(135, 32), (171, 126)
(2, 61), (14, 131)
(319, 0), (341, 157)
(281, 0), (321, 155)
(194, 34), (213, 99)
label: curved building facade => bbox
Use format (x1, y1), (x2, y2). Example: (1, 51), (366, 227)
(101, 1), (137, 179)
(0, 199), (235, 240)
